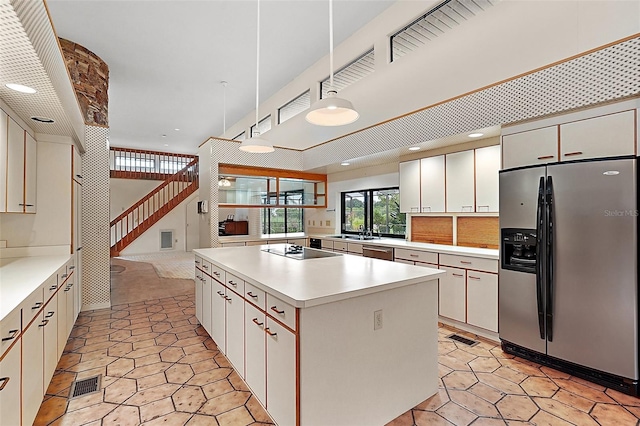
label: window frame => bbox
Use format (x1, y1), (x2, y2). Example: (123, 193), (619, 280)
(340, 186), (406, 239)
(262, 189), (305, 234)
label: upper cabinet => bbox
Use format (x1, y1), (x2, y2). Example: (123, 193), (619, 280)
(1, 112), (36, 213)
(420, 155), (445, 213)
(502, 102), (637, 170)
(445, 150), (475, 213)
(399, 160), (420, 213)
(475, 145), (500, 212)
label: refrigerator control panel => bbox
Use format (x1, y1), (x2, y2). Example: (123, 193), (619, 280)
(501, 228), (537, 273)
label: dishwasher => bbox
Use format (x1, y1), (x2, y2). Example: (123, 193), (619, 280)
(362, 245), (393, 261)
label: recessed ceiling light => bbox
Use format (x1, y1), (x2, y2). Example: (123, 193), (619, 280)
(174, 128), (180, 131)
(340, 162), (350, 166)
(164, 144), (169, 147)
(6, 83), (37, 94)
(30, 116), (54, 123)
(409, 146), (421, 151)
(162, 134), (167, 138)
(468, 132), (484, 138)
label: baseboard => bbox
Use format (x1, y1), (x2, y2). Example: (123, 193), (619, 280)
(438, 316), (499, 343)
(81, 302), (111, 311)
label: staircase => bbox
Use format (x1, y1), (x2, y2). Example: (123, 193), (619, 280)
(110, 148), (199, 257)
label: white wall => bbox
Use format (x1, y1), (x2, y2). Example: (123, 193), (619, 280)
(0, 140), (72, 248)
(120, 191), (199, 255)
(110, 178), (161, 220)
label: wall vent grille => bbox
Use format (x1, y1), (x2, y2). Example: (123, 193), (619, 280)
(70, 375), (101, 399)
(391, 0), (498, 62)
(320, 48), (375, 99)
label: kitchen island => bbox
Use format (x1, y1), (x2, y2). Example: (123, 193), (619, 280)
(194, 244), (444, 426)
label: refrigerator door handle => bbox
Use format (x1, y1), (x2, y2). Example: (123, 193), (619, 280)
(546, 175), (555, 342)
(536, 177), (546, 339)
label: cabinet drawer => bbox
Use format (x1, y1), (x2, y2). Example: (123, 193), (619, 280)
(467, 271), (498, 332)
(201, 260), (212, 275)
(395, 248), (438, 264)
(210, 263), (225, 283)
(439, 254), (498, 273)
(394, 258), (414, 265)
(21, 287), (45, 327)
(195, 256), (203, 269)
(226, 272), (245, 295)
(44, 275), (58, 302)
(245, 282), (266, 310)
(266, 294), (296, 331)
(66, 257), (75, 275)
(347, 243), (363, 254)
(0, 308), (21, 356)
(333, 241), (348, 252)
(58, 264), (70, 287)
(321, 239), (333, 250)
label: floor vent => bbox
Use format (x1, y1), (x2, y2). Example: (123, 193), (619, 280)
(70, 375), (101, 399)
(447, 333), (479, 347)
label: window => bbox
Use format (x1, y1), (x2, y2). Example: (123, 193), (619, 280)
(114, 155), (155, 171)
(341, 187), (406, 238)
(261, 189), (304, 234)
(320, 48), (375, 99)
(233, 131), (246, 141)
(278, 90), (311, 124)
(160, 159), (188, 173)
(250, 115), (272, 137)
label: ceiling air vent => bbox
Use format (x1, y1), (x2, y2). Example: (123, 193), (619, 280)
(391, 0), (499, 62)
(30, 116), (55, 123)
(320, 48), (375, 99)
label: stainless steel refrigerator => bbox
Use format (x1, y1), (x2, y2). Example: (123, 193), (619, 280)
(499, 156), (638, 395)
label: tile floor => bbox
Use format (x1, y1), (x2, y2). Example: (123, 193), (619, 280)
(34, 260), (640, 426)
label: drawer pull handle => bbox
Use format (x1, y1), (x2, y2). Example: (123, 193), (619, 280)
(195, 260), (200, 264)
(247, 292), (258, 299)
(49, 285), (57, 290)
(537, 155), (554, 160)
(225, 296), (232, 302)
(2, 330), (18, 341)
(19, 204), (34, 207)
(202, 265), (209, 269)
(0, 377), (9, 391)
(39, 319), (50, 327)
(468, 276), (481, 280)
(228, 280), (237, 287)
(76, 174), (83, 179)
(460, 261), (472, 265)
(564, 151), (583, 157)
(452, 273), (464, 277)
(265, 328), (277, 337)
(252, 318), (264, 327)
(213, 271), (220, 277)
(64, 286), (71, 292)
(32, 302), (43, 309)
(46, 311), (55, 318)
(217, 291), (224, 297)
(69, 266), (75, 270)
(409, 254), (418, 257)
(61, 273), (68, 279)
(271, 306), (285, 315)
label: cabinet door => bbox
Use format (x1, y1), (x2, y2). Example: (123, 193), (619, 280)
(0, 109), (7, 212)
(202, 275), (213, 336)
(22, 312), (45, 426)
(195, 271), (203, 324)
(6, 117), (24, 213)
(420, 155), (445, 212)
(43, 296), (59, 388)
(438, 266), (466, 323)
(467, 271), (498, 332)
(399, 160), (420, 213)
(445, 151), (475, 212)
(211, 280), (226, 351)
(475, 145), (500, 212)
(560, 110), (635, 161)
(502, 126), (558, 169)
(266, 318), (296, 426)
(245, 304), (266, 404)
(65, 278), (75, 336)
(225, 290), (244, 377)
(24, 132), (36, 213)
(57, 280), (68, 358)
(0, 341), (21, 426)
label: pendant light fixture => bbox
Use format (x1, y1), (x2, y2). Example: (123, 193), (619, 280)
(240, 0), (274, 153)
(305, 0), (359, 126)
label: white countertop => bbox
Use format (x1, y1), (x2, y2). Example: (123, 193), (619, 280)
(219, 232), (307, 243)
(314, 235), (499, 260)
(0, 255), (70, 321)
(195, 245), (444, 308)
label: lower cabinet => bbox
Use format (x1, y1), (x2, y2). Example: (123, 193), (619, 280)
(57, 280), (68, 358)
(225, 289), (244, 376)
(64, 277), (75, 338)
(265, 317), (296, 426)
(466, 270), (498, 332)
(202, 275), (213, 336)
(0, 341), (21, 426)
(22, 311), (45, 426)
(195, 270), (203, 324)
(211, 278), (226, 351)
(245, 304), (266, 403)
(438, 267), (466, 323)
(43, 295), (59, 388)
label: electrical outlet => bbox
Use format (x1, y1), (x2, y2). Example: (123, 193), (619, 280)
(313, 220), (316, 226)
(326, 220), (331, 227)
(374, 310), (383, 330)
(320, 221), (323, 226)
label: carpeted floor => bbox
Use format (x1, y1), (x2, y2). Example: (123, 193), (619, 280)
(116, 252), (195, 280)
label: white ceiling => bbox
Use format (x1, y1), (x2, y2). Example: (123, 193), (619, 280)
(46, 0), (396, 155)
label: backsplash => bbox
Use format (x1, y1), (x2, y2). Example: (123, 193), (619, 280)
(411, 216), (498, 249)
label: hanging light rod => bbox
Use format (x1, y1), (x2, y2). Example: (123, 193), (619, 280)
(306, 0), (359, 127)
(240, 0), (274, 153)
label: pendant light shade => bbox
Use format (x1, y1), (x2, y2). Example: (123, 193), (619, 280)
(239, 0), (274, 153)
(306, 0), (359, 127)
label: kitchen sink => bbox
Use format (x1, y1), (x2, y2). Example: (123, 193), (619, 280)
(327, 234), (380, 241)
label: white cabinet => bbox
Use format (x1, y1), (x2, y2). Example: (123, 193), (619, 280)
(438, 266), (466, 323)
(64, 275), (75, 337)
(226, 288), (245, 376)
(0, 341), (21, 426)
(320, 239), (333, 250)
(4, 115), (36, 213)
(22, 310), (45, 426)
(266, 317), (296, 426)
(24, 133), (37, 213)
(43, 293), (59, 389)
(420, 155), (445, 213)
(394, 248), (438, 265)
(245, 304), (266, 403)
(502, 126), (558, 169)
(445, 150), (475, 212)
(399, 160), (420, 213)
(475, 145), (500, 212)
(203, 275), (213, 336)
(0, 109), (7, 212)
(560, 110), (635, 161)
(57, 276), (68, 358)
(211, 278), (226, 351)
(195, 269), (203, 324)
(466, 271), (498, 332)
